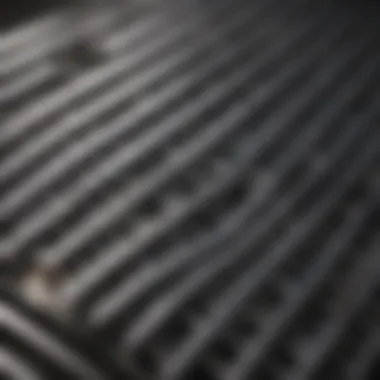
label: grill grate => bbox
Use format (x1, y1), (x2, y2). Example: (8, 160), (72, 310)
(1, 0), (379, 379)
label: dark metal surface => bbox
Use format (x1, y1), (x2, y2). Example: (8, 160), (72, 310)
(1, 0), (379, 379)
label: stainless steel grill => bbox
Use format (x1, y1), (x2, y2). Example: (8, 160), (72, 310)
(1, 0), (379, 379)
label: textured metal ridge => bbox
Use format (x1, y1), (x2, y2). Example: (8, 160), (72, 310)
(1, 0), (379, 379)
(0, 289), (123, 379)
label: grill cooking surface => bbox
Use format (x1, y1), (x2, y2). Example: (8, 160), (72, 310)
(0, 0), (379, 379)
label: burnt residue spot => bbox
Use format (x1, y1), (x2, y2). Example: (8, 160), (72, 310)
(57, 41), (106, 74)
(19, 267), (69, 318)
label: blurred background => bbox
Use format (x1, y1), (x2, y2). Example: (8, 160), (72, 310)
(0, 1), (379, 380)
